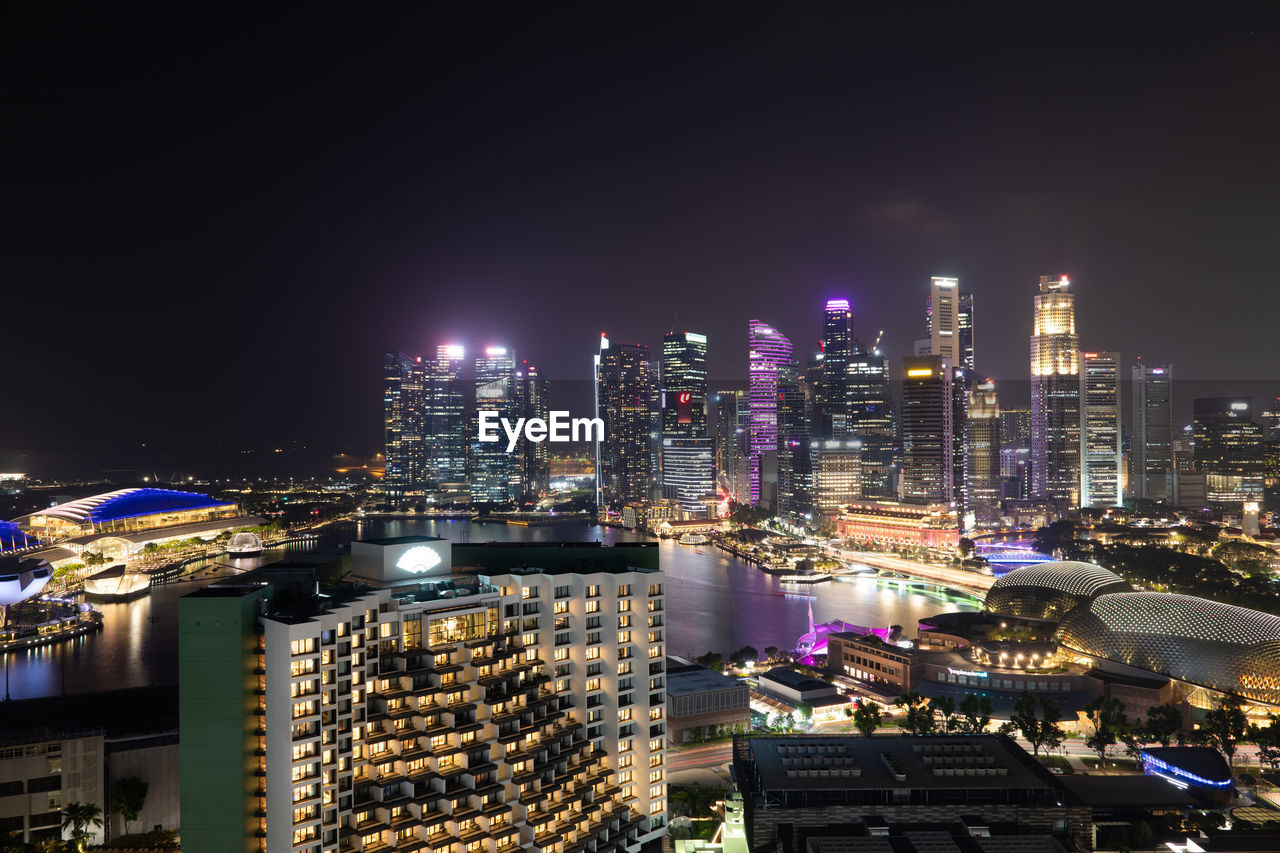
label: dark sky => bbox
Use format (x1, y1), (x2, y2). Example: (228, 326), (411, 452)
(5, 4), (1280, 478)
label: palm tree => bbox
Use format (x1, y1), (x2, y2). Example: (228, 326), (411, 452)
(61, 801), (103, 851)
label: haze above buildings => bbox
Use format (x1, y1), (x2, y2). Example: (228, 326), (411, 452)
(7, 6), (1280, 477)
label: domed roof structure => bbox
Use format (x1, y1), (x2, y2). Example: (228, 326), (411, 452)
(984, 561), (1132, 621)
(0, 555), (53, 605)
(1055, 592), (1280, 706)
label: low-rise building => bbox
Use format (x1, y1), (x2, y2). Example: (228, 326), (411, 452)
(835, 501), (960, 549)
(665, 662), (749, 743)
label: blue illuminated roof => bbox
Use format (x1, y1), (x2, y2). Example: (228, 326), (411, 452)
(0, 522), (37, 552)
(35, 488), (236, 525)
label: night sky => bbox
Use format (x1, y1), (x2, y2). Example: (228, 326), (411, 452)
(6, 5), (1280, 479)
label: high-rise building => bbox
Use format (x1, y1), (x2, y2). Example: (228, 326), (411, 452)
(847, 347), (894, 498)
(596, 336), (655, 508)
(820, 299), (853, 435)
(384, 351), (425, 507)
(810, 439), (862, 517)
(426, 344), (469, 502)
(966, 378), (1001, 524)
(925, 277), (960, 364)
(776, 387), (812, 519)
(472, 346), (518, 504)
(1000, 409), (1031, 452)
(1130, 361), (1173, 501)
(708, 390), (748, 504)
(179, 540), (668, 853)
(900, 355), (954, 505)
(1030, 275), (1081, 505)
(661, 332), (713, 513)
(1193, 397), (1266, 508)
(517, 362), (550, 501)
(748, 320), (794, 504)
(1262, 397), (1280, 442)
(1080, 351), (1123, 507)
(958, 291), (975, 373)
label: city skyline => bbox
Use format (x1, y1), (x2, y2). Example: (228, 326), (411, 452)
(7, 6), (1280, 477)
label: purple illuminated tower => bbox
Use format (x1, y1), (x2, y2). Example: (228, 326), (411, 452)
(748, 319), (794, 504)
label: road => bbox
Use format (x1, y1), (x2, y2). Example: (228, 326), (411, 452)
(830, 548), (996, 594)
(667, 743), (734, 771)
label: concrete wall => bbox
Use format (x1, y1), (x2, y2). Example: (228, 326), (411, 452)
(106, 741), (180, 836)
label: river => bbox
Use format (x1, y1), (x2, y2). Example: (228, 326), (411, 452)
(0, 519), (979, 700)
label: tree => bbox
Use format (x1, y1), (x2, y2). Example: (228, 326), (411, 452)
(853, 701), (881, 738)
(1009, 691), (1064, 757)
(957, 693), (993, 734)
(795, 701), (813, 722)
(958, 537), (975, 558)
(1205, 694), (1250, 765)
(110, 776), (149, 835)
(82, 551), (107, 568)
(1145, 703), (1184, 748)
(61, 801), (103, 851)
(896, 693), (936, 736)
(764, 646), (779, 662)
(1084, 697), (1127, 766)
(928, 695), (960, 733)
(696, 652), (724, 672)
(1252, 713), (1280, 770)
(729, 645), (759, 668)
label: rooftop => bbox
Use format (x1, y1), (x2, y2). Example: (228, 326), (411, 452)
(666, 662), (747, 696)
(760, 667), (836, 693)
(356, 535), (446, 546)
(28, 488), (237, 525)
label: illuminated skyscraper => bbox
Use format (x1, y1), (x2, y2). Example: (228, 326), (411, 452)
(383, 350), (425, 507)
(516, 361), (550, 501)
(661, 332), (713, 512)
(709, 390), (748, 504)
(1193, 397), (1265, 508)
(958, 291), (975, 373)
(901, 355), (954, 505)
(472, 346), (518, 503)
(596, 336), (655, 508)
(820, 298), (853, 435)
(1030, 275), (1081, 505)
(847, 346), (894, 497)
(776, 386), (812, 519)
(425, 344), (469, 502)
(925, 277), (960, 363)
(748, 320), (794, 504)
(1130, 361), (1173, 501)
(966, 378), (1001, 524)
(810, 439), (862, 517)
(1080, 351), (1123, 507)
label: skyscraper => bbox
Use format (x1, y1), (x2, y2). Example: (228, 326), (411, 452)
(900, 355), (954, 505)
(847, 347), (894, 497)
(966, 378), (1001, 524)
(517, 361), (550, 501)
(926, 277), (960, 363)
(958, 290), (975, 373)
(810, 439), (862, 517)
(383, 350), (425, 507)
(1193, 397), (1265, 508)
(472, 346), (518, 503)
(820, 298), (853, 435)
(596, 336), (655, 508)
(1030, 275), (1081, 505)
(776, 386), (812, 519)
(1131, 361), (1173, 501)
(1080, 351), (1123, 507)
(426, 344), (469, 502)
(709, 390), (748, 504)
(748, 320), (794, 504)
(661, 332), (713, 513)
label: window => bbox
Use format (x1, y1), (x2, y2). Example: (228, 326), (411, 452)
(290, 638), (316, 656)
(617, 614), (632, 628)
(617, 661), (631, 675)
(617, 631), (632, 644)
(585, 647), (600, 660)
(617, 599), (632, 613)
(587, 585), (600, 598)
(521, 586), (539, 600)
(554, 585), (572, 599)
(617, 584), (631, 597)
(585, 678), (601, 692)
(554, 647), (569, 661)
(648, 583), (662, 596)
(585, 599), (600, 613)
(553, 600), (568, 615)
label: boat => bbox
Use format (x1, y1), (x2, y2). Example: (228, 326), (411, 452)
(226, 532), (265, 558)
(678, 533), (709, 546)
(778, 574), (830, 584)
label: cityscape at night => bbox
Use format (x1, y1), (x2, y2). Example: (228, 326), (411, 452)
(6, 5), (1280, 853)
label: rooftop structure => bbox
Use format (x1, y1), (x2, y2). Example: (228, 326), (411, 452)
(1055, 592), (1280, 707)
(0, 555), (52, 605)
(983, 561), (1132, 621)
(19, 488), (239, 537)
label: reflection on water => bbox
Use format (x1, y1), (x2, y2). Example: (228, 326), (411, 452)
(0, 519), (977, 700)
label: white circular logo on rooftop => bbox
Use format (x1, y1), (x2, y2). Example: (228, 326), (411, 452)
(397, 546), (442, 574)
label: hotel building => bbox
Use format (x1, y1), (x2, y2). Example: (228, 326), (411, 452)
(1030, 275), (1080, 506)
(180, 538), (667, 853)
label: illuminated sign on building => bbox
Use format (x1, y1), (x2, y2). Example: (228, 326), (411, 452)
(947, 667), (988, 678)
(397, 546), (442, 574)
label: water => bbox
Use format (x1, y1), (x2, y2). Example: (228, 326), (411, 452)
(0, 519), (978, 700)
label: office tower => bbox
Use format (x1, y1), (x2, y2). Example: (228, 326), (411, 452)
(747, 320), (794, 504)
(820, 299), (854, 435)
(596, 336), (655, 508)
(802, 352), (826, 436)
(925, 277), (960, 363)
(661, 332), (713, 513)
(1000, 409), (1031, 452)
(383, 351), (425, 507)
(958, 291), (975, 372)
(966, 378), (1001, 524)
(517, 362), (550, 501)
(1079, 351), (1123, 507)
(1130, 361), (1173, 501)
(847, 347), (894, 497)
(1260, 396), (1280, 442)
(426, 344), (469, 502)
(1193, 397), (1266, 508)
(472, 346), (519, 503)
(776, 387), (812, 519)
(1030, 275), (1081, 505)
(179, 540), (668, 853)
(810, 439), (863, 517)
(709, 391), (748, 503)
(900, 355), (954, 505)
